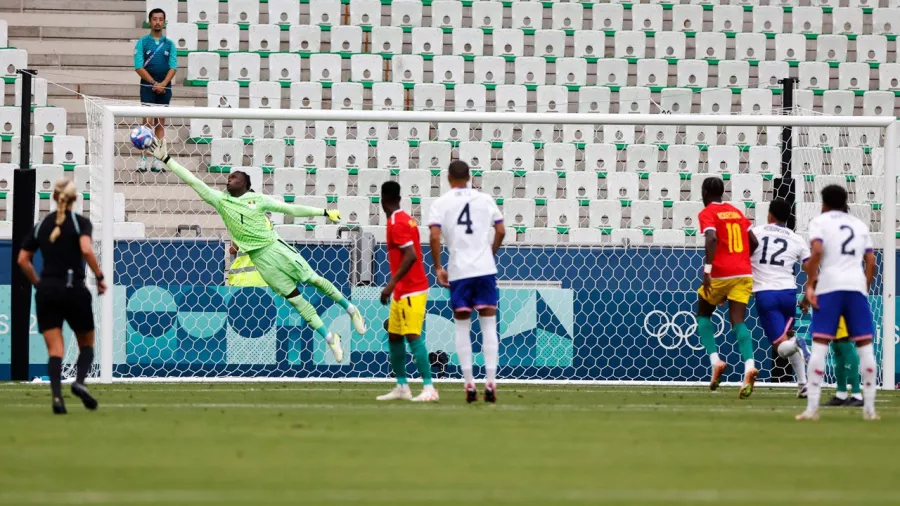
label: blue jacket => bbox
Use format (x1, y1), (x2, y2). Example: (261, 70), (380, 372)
(134, 35), (177, 83)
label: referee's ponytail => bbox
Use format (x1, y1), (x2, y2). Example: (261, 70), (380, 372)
(49, 179), (77, 243)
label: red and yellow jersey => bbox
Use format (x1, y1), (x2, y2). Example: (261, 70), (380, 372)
(386, 210), (429, 300)
(698, 202), (753, 279)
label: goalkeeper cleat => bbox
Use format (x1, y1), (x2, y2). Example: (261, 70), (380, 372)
(795, 410), (819, 421)
(348, 305), (367, 335)
(52, 397), (67, 415)
(844, 397), (864, 407)
(484, 383), (497, 404)
(328, 332), (344, 363)
(411, 385), (439, 403)
(863, 410), (880, 421)
(465, 383), (478, 404)
(739, 367), (759, 399)
(825, 396), (848, 406)
(709, 361), (727, 391)
(376, 385), (412, 401)
(151, 158), (166, 173)
(797, 384), (808, 399)
(71, 383), (98, 410)
(137, 156), (150, 173)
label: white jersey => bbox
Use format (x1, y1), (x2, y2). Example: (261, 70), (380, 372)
(749, 224), (810, 293)
(428, 187), (503, 282)
(807, 210), (873, 295)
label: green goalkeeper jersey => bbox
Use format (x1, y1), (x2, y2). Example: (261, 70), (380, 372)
(168, 160), (326, 252)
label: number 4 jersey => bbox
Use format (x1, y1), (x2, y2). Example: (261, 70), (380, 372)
(698, 202), (753, 279)
(749, 223), (810, 293)
(808, 210), (874, 296)
(428, 187), (504, 282)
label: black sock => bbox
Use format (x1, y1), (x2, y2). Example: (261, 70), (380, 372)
(76, 346), (94, 384)
(48, 356), (63, 400)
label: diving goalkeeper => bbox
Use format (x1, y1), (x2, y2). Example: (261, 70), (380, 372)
(149, 140), (366, 362)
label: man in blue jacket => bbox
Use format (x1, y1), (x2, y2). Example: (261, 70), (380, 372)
(134, 8), (177, 172)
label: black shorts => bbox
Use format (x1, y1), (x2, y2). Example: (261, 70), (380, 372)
(140, 83), (172, 105)
(35, 282), (95, 333)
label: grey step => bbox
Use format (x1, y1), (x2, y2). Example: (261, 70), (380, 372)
(0, 0), (146, 13)
(2, 12), (136, 28)
(10, 40), (135, 56)
(29, 54), (135, 68)
(9, 27), (144, 41)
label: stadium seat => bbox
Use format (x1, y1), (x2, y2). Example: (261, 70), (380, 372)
(338, 197), (372, 226)
(649, 173), (681, 203)
(632, 4), (663, 34)
(855, 36), (887, 66)
(758, 61), (790, 90)
(292, 139), (326, 171)
(636, 59), (669, 89)
(879, 64), (900, 92)
(289, 25), (322, 53)
(676, 60), (709, 89)
(863, 91), (895, 117)
(351, 54), (383, 85)
(730, 174), (763, 204)
(672, 201), (704, 233)
(0, 107), (19, 138)
(689, 173), (717, 201)
(553, 58), (585, 89)
(458, 141), (491, 173)
(431, 1), (462, 32)
(588, 200), (622, 230)
(659, 87), (691, 117)
(748, 146), (781, 178)
(653, 229), (687, 246)
(603, 124), (636, 147)
(654, 31), (686, 62)
(482, 171), (514, 201)
(14, 77), (48, 108)
(375, 140), (409, 172)
(873, 9), (900, 38)
(51, 136), (85, 168)
(412, 83), (444, 111)
(187, 53), (220, 83)
(502, 199), (536, 230)
(432, 55), (465, 87)
(0, 50), (27, 80)
(614, 32), (647, 60)
(856, 175), (881, 206)
(626, 144), (659, 176)
(332, 27), (364, 55)
(667, 145), (701, 176)
(350, 0), (381, 31)
(208, 24), (239, 52)
(10, 136), (43, 166)
(232, 119), (264, 142)
(585, 143), (619, 173)
(832, 8), (862, 37)
(266, 54), (300, 84)
(269, 0), (300, 27)
(836, 63), (869, 92)
(472, 57), (505, 89)
(563, 123), (596, 146)
(547, 199), (580, 231)
(168, 23), (198, 53)
(372, 27), (403, 57)
(566, 172), (599, 202)
(309, 0), (340, 29)
(228, 0), (259, 26)
(523, 228), (558, 244)
(569, 228), (603, 244)
(335, 140), (368, 173)
(493, 29), (525, 60)
(631, 201), (664, 231)
(619, 86), (652, 115)
(708, 145), (740, 176)
(816, 35), (848, 64)
(251, 139), (285, 170)
(831, 147), (864, 177)
(411, 27), (443, 59)
(210, 138), (244, 170)
(607, 173), (639, 203)
(273, 167), (306, 199)
(248, 81), (281, 109)
(309, 54), (341, 87)
(551, 3), (583, 33)
(610, 229), (644, 246)
(696, 32), (726, 61)
(389, 56), (423, 89)
(357, 169), (390, 201)
(188, 0), (218, 26)
(455, 84), (487, 112)
(249, 24), (280, 53)
(544, 143), (576, 173)
(735, 33), (767, 63)
(775, 34), (806, 64)
(596, 59), (629, 88)
(713, 5), (744, 34)
(391, 0), (423, 31)
(573, 30), (605, 61)
(593, 4), (624, 32)
(753, 5), (783, 35)
(513, 57), (546, 88)
(578, 86), (612, 114)
(289, 82), (323, 110)
(822, 90), (854, 117)
(671, 4), (702, 34)
(718, 60), (749, 89)
(35, 164), (63, 197)
(792, 7), (823, 36)
(503, 143), (536, 173)
(332, 82), (364, 111)
(534, 84), (568, 114)
(534, 30), (566, 60)
(510, 2), (542, 33)
(33, 108), (66, 138)
(794, 147), (825, 176)
(419, 142), (451, 174)
(227, 53), (261, 83)
(316, 168), (350, 199)
(524, 172), (559, 203)
(189, 118), (223, 142)
(453, 28), (485, 58)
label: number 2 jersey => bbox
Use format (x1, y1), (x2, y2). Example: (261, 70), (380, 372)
(808, 210), (873, 296)
(427, 187), (503, 282)
(698, 202), (753, 279)
(749, 224), (810, 293)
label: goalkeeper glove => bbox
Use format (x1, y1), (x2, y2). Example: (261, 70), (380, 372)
(324, 209), (341, 223)
(149, 139), (170, 164)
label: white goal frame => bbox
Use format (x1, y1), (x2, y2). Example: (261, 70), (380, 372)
(95, 106), (898, 387)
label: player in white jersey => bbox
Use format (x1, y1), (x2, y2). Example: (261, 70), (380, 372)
(428, 161), (506, 403)
(749, 199), (811, 399)
(797, 185), (878, 421)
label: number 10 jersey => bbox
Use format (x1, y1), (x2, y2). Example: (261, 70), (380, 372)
(428, 187), (504, 282)
(698, 202), (753, 279)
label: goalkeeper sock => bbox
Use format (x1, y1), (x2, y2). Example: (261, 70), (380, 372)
(455, 318), (475, 384)
(831, 340), (849, 394)
(805, 341), (829, 413)
(389, 339), (407, 386)
(697, 316), (718, 360)
(733, 323), (754, 369)
(858, 343), (877, 415)
(481, 315), (499, 385)
(76, 346), (93, 384)
(48, 356), (63, 400)
(287, 294), (331, 343)
(308, 275), (350, 311)
(408, 338), (433, 386)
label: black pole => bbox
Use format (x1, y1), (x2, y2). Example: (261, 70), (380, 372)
(776, 77), (797, 231)
(10, 69), (36, 381)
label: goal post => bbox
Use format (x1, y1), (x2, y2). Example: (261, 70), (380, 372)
(86, 101), (897, 387)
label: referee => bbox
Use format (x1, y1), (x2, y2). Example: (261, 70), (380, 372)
(17, 179), (107, 414)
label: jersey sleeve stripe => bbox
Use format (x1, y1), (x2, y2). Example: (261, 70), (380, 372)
(865, 248), (874, 253)
(701, 227), (715, 234)
(398, 241), (414, 248)
(429, 223), (441, 228)
(494, 219), (503, 224)
(810, 238), (823, 244)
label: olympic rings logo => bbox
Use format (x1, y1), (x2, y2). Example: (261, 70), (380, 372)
(643, 310), (726, 351)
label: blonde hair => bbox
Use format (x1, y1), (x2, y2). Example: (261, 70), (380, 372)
(49, 179), (77, 243)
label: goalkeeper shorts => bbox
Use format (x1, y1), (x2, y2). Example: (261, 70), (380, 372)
(249, 240), (314, 297)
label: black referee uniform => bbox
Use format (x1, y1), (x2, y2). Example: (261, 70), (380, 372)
(22, 211), (95, 335)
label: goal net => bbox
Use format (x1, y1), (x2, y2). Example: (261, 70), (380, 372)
(82, 97), (897, 386)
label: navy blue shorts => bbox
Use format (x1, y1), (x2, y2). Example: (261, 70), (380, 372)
(140, 83), (172, 105)
(449, 275), (499, 312)
(811, 290), (874, 341)
(754, 289), (797, 345)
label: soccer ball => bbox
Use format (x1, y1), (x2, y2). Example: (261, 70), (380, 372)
(130, 125), (155, 150)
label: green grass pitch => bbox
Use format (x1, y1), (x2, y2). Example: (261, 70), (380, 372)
(0, 383), (898, 506)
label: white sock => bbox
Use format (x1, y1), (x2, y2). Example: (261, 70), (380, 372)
(324, 331), (334, 345)
(346, 303), (357, 315)
(709, 352), (720, 368)
(481, 315), (499, 385)
(805, 341), (829, 413)
(852, 392), (863, 400)
(778, 339), (806, 385)
(744, 359), (755, 371)
(835, 390), (848, 400)
(858, 343), (877, 414)
(455, 318), (474, 384)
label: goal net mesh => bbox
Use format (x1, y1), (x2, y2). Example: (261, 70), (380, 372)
(82, 96), (890, 384)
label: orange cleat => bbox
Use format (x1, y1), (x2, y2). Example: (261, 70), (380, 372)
(710, 361), (727, 391)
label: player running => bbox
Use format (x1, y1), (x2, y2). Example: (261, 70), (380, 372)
(148, 141), (366, 362)
(797, 185), (878, 421)
(748, 199), (810, 399)
(428, 161), (505, 403)
(696, 177), (759, 398)
(376, 182), (439, 402)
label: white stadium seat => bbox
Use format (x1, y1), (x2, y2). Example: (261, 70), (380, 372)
(249, 24), (280, 53)
(832, 7), (863, 36)
(547, 199), (580, 230)
(606, 173), (639, 202)
(392, 0), (423, 30)
(398, 170), (432, 202)
(566, 172), (599, 202)
(189, 118), (223, 142)
(0, 107), (19, 137)
(673, 5), (703, 34)
(584, 143), (619, 173)
(248, 81), (281, 109)
(493, 29), (525, 59)
(792, 7), (823, 36)
(524, 172), (559, 202)
(377, 140), (410, 171)
(187, 52), (220, 82)
(511, 2), (542, 32)
(372, 26), (402, 56)
(168, 23), (198, 52)
(503, 143), (536, 173)
(503, 199), (536, 229)
(350, 0), (381, 30)
(551, 3), (583, 32)
(188, 0), (218, 25)
(228, 0), (260, 25)
(589, 200), (623, 230)
(753, 5), (783, 35)
(51, 136), (85, 167)
(34, 107), (67, 137)
(431, 1), (462, 31)
(712, 5), (744, 33)
(294, 139), (327, 171)
(748, 146), (781, 178)
(672, 202), (704, 232)
(432, 55), (465, 87)
(649, 173), (681, 203)
(569, 228), (603, 244)
(316, 168), (350, 198)
(269, 53), (301, 84)
(631, 201), (663, 231)
(269, 0), (300, 27)
(718, 60), (749, 89)
(614, 32), (647, 60)
(534, 30), (566, 59)
(574, 30), (605, 60)
(289, 25), (322, 53)
(730, 174), (763, 203)
(473, 56), (506, 88)
(523, 228), (558, 244)
(676, 60), (709, 89)
(735, 33), (767, 63)
(610, 229), (644, 245)
(336, 140), (369, 172)
(873, 8), (900, 38)
(708, 145), (740, 175)
(458, 141), (492, 173)
(471, 1), (502, 32)
(411, 27), (443, 59)
(816, 35), (848, 64)
(310, 0), (341, 29)
(227, 53), (261, 83)
(695, 32), (726, 61)
(357, 169), (390, 201)
(655, 31), (686, 61)
(338, 197), (372, 226)
(332, 26), (363, 54)
(392, 55), (424, 88)
(632, 3), (663, 33)
(653, 230), (687, 246)
(596, 59), (629, 88)
(637, 59), (669, 89)
(0, 50), (26, 79)
(831, 147), (864, 177)
(513, 57), (546, 88)
(667, 145), (701, 176)
(757, 61), (790, 90)
(309, 54), (341, 86)
(252, 139), (285, 169)
(418, 142), (451, 173)
(482, 171), (514, 201)
(626, 144), (659, 175)
(593, 4), (624, 31)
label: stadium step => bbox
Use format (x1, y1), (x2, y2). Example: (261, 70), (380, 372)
(1, 12), (135, 29)
(10, 26), (146, 41)
(0, 0), (146, 14)
(29, 54), (136, 68)
(10, 40), (136, 57)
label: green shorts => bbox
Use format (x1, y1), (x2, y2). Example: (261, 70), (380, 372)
(248, 240), (314, 297)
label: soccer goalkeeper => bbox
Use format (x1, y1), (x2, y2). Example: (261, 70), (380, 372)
(149, 140), (366, 362)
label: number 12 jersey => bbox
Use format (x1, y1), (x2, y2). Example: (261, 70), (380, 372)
(749, 223), (810, 293)
(428, 187), (504, 282)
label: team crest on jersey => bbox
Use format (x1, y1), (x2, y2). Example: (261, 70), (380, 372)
(246, 200), (257, 210)
(409, 219), (417, 227)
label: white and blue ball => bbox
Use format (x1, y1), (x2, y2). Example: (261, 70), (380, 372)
(130, 125), (156, 150)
